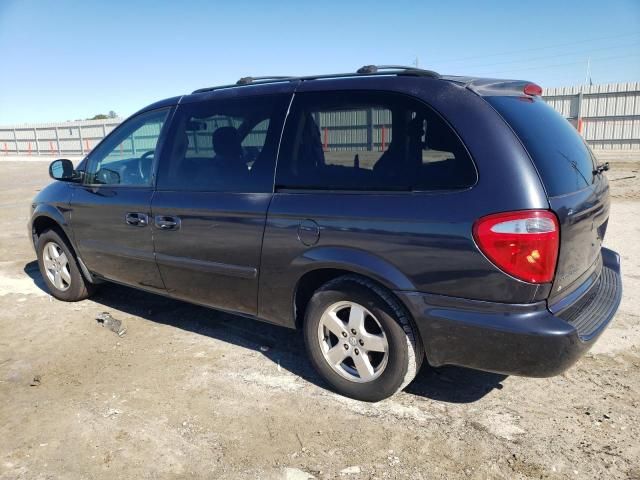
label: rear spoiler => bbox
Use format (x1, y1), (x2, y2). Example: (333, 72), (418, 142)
(470, 80), (542, 97)
(442, 76), (543, 97)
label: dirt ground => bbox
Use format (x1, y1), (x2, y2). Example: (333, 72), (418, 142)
(0, 160), (638, 480)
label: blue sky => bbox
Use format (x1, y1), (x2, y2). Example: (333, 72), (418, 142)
(0, 0), (638, 124)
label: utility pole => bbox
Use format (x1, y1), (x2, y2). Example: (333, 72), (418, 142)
(584, 57), (591, 86)
(577, 57), (591, 138)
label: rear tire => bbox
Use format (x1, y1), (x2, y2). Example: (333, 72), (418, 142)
(303, 275), (423, 402)
(36, 228), (94, 301)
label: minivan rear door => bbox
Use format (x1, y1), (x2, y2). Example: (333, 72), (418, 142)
(151, 91), (292, 315)
(487, 96), (610, 303)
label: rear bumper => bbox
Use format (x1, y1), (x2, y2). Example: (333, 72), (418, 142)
(396, 247), (622, 377)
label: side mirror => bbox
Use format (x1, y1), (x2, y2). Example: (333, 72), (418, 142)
(49, 159), (77, 181)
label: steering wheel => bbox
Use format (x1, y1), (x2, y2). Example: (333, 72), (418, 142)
(138, 150), (155, 182)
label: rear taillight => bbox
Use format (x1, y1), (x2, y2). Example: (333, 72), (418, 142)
(473, 210), (559, 284)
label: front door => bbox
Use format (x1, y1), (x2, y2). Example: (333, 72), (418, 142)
(70, 108), (171, 292)
(151, 92), (291, 315)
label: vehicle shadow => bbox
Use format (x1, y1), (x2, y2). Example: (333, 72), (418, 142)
(24, 261), (506, 404)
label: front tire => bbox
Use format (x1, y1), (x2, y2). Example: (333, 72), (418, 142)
(36, 228), (94, 301)
(303, 275), (423, 402)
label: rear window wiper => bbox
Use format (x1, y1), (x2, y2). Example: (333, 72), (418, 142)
(593, 162), (610, 175)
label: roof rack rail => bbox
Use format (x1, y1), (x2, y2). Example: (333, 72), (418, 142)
(356, 64), (440, 78)
(191, 65), (441, 94)
(236, 75), (294, 85)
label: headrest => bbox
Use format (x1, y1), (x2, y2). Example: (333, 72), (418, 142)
(174, 131), (189, 158)
(300, 113), (325, 168)
(425, 121), (453, 152)
(212, 126), (242, 160)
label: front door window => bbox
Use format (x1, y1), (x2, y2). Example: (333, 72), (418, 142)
(85, 108), (170, 186)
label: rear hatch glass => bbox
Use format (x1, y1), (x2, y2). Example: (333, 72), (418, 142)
(487, 95), (609, 301)
(487, 96), (596, 196)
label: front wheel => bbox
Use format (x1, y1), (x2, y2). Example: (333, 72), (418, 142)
(303, 275), (423, 402)
(36, 229), (94, 301)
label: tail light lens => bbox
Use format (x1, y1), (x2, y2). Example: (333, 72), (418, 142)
(473, 210), (559, 284)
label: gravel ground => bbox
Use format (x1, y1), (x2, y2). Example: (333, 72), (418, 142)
(0, 160), (638, 480)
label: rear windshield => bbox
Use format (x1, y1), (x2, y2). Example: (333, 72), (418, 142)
(487, 96), (595, 197)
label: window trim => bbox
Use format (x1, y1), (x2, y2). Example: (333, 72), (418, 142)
(274, 187), (474, 196)
(274, 90), (478, 193)
(81, 106), (175, 189)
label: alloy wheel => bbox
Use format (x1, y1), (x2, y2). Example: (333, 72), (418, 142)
(317, 301), (389, 383)
(42, 241), (71, 291)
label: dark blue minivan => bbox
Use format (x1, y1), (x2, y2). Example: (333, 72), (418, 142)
(30, 66), (622, 401)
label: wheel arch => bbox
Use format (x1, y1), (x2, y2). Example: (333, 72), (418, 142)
(30, 207), (95, 283)
(30, 206), (72, 249)
(290, 247), (416, 330)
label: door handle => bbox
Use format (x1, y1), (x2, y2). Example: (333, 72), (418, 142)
(125, 212), (148, 227)
(155, 215), (181, 231)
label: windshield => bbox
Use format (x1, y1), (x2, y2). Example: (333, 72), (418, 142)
(487, 96), (595, 197)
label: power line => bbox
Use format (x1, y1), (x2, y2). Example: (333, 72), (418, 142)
(434, 32), (640, 65)
(468, 52), (640, 76)
(440, 41), (640, 70)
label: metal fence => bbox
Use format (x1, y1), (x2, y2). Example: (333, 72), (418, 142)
(1, 81), (639, 157)
(543, 82), (640, 150)
(0, 118), (121, 156)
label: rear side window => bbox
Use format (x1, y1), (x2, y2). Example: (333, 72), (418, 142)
(157, 94), (289, 193)
(488, 96), (595, 197)
(276, 91), (476, 191)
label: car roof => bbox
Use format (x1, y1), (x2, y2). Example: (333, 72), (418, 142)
(137, 65), (538, 114)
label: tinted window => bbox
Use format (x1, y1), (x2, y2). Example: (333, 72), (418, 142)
(488, 96), (596, 196)
(276, 91), (475, 191)
(85, 108), (169, 186)
(157, 94), (289, 192)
